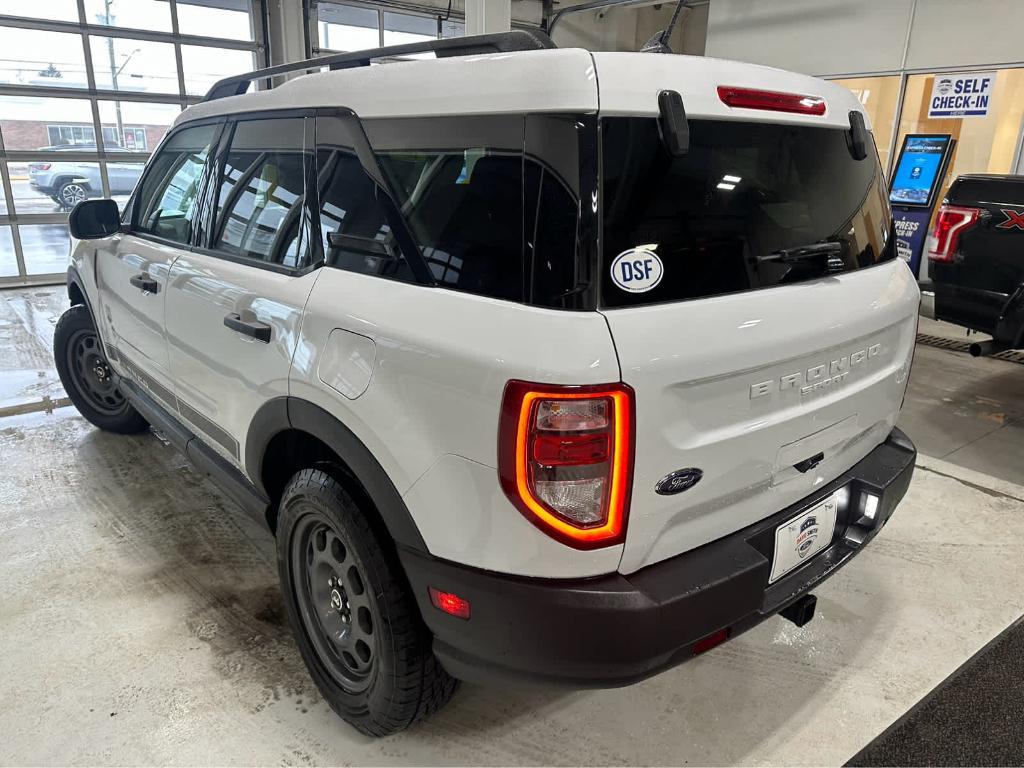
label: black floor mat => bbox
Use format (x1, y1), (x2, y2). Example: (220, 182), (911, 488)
(847, 616), (1024, 767)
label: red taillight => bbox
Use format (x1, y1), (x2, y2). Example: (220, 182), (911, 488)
(717, 85), (827, 116)
(429, 587), (471, 619)
(928, 205), (981, 263)
(30, 163), (51, 171)
(498, 380), (634, 549)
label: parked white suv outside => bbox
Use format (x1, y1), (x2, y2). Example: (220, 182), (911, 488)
(54, 31), (919, 736)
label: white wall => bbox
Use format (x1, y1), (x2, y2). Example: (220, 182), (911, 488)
(706, 0), (1023, 77)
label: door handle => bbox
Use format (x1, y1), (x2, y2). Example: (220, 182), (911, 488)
(223, 313), (272, 343)
(129, 273), (159, 293)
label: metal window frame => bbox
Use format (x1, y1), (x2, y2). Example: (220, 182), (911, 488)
(0, 0), (265, 287)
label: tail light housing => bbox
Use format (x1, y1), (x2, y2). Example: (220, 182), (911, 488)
(928, 205), (981, 262)
(498, 380), (634, 549)
(718, 85), (826, 116)
(29, 163), (51, 171)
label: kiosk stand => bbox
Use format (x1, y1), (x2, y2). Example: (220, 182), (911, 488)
(888, 134), (956, 280)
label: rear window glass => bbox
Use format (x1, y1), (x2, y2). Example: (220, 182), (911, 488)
(601, 118), (894, 308)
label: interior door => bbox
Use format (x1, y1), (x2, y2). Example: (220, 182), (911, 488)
(97, 122), (219, 409)
(164, 116), (319, 467)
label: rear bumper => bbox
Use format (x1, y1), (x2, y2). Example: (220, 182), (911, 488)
(401, 427), (916, 687)
(932, 282), (1009, 337)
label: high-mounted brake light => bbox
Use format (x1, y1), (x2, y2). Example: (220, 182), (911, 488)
(928, 205), (981, 263)
(498, 380), (634, 549)
(717, 85), (827, 116)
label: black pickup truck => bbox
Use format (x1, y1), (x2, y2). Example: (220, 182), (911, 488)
(927, 174), (1024, 356)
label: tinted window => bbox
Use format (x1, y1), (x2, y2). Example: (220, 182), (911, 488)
(315, 115), (412, 282)
(211, 118), (311, 267)
(367, 116), (526, 302)
(134, 123), (216, 244)
(601, 118), (894, 308)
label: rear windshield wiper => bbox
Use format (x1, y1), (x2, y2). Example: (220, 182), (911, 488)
(758, 242), (843, 266)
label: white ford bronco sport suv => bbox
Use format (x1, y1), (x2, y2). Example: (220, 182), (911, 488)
(54, 31), (919, 736)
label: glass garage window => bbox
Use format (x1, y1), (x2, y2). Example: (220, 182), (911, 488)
(83, 0), (172, 32)
(0, 27), (89, 89)
(89, 37), (180, 96)
(318, 4), (381, 51)
(316, 1), (463, 53)
(382, 12), (436, 46)
(0, 96), (95, 152)
(0, 0), (260, 284)
(20, 223), (71, 276)
(0, 0), (79, 21)
(0, 227), (18, 277)
(177, 0), (255, 41)
(181, 45), (255, 97)
(97, 101), (180, 152)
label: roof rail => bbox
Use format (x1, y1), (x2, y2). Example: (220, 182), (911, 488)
(202, 30), (557, 102)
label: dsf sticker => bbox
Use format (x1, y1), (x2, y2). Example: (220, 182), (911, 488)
(610, 248), (663, 293)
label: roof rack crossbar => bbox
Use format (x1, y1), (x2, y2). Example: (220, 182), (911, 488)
(202, 30), (556, 102)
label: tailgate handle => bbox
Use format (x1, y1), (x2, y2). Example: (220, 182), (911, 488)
(793, 452), (824, 474)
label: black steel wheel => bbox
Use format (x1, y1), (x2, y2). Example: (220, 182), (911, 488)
(276, 468), (457, 736)
(291, 513), (377, 692)
(53, 304), (149, 434)
(65, 327), (125, 416)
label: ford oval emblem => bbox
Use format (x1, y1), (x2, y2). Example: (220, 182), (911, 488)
(656, 468), (703, 495)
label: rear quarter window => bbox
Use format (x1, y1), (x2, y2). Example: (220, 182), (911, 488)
(601, 117), (894, 308)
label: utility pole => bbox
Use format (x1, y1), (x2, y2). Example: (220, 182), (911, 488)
(103, 0), (124, 148)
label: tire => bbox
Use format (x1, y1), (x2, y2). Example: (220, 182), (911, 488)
(56, 180), (89, 210)
(277, 468), (457, 736)
(53, 304), (149, 434)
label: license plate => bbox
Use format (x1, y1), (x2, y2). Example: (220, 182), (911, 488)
(769, 490), (840, 583)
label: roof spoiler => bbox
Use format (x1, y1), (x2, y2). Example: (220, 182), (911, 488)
(658, 90), (689, 156)
(202, 30), (556, 102)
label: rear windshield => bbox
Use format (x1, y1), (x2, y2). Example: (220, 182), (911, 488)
(601, 117), (894, 308)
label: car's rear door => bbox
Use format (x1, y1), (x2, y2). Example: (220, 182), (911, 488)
(96, 122), (219, 411)
(164, 114), (320, 467)
(596, 115), (920, 574)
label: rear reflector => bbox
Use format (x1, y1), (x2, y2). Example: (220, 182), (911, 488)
(429, 587), (471, 619)
(693, 628), (730, 655)
(718, 85), (827, 116)
(498, 380), (635, 549)
(928, 205), (981, 263)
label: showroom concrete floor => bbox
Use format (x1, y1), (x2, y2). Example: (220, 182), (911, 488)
(2, 287), (1024, 765)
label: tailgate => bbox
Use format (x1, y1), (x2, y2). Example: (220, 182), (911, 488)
(604, 260), (919, 573)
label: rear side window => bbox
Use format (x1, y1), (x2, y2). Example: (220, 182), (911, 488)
(134, 123), (217, 244)
(366, 116), (526, 302)
(601, 118), (894, 308)
(211, 117), (312, 268)
(315, 115), (413, 283)
(378, 149), (524, 300)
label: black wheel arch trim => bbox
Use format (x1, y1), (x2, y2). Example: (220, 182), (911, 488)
(246, 396), (427, 552)
(67, 265), (92, 313)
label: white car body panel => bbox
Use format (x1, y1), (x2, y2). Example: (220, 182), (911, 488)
(95, 234), (179, 407)
(603, 260), (919, 574)
(164, 252), (317, 466)
(290, 268), (622, 577)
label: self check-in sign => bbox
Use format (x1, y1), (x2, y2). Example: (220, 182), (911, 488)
(928, 72), (996, 118)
